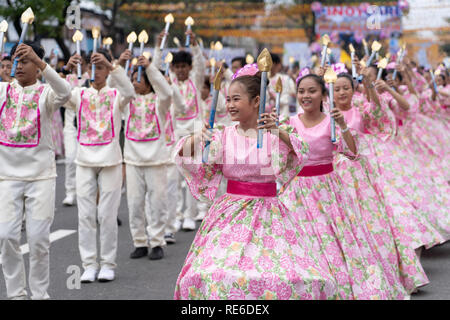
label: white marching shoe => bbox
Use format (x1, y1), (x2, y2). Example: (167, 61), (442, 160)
(62, 193), (76, 206)
(80, 268), (98, 283)
(97, 267), (115, 282)
(182, 217), (196, 231)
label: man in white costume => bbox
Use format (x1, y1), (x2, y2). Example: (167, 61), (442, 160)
(0, 42), (71, 299)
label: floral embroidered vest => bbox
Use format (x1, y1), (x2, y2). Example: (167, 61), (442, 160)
(126, 93), (161, 142)
(164, 111), (175, 146)
(77, 89), (116, 146)
(173, 78), (199, 121)
(0, 83), (45, 148)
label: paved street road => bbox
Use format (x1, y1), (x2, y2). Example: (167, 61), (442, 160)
(0, 163), (449, 300)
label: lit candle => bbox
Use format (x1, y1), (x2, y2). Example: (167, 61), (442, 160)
(256, 48), (273, 149)
(214, 41), (223, 62)
(137, 30), (149, 83)
(125, 31), (137, 75)
(173, 37), (181, 48)
(320, 34), (330, 67)
(246, 54), (254, 64)
(324, 67), (338, 142)
(90, 26), (100, 82)
(393, 44), (406, 81)
(164, 52), (173, 76)
(0, 20), (8, 56)
(160, 14), (174, 50)
(349, 44), (357, 79)
(210, 57), (216, 92)
(203, 66), (223, 163)
(72, 30), (84, 79)
(184, 16), (194, 47)
(11, 8), (34, 77)
(103, 37), (113, 51)
(376, 57), (388, 80)
(362, 39), (369, 57)
(430, 68), (439, 94)
(366, 40), (382, 66)
(275, 77), (282, 126)
(289, 56), (295, 72)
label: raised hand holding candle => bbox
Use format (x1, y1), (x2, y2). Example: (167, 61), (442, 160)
(164, 52), (173, 76)
(125, 32), (137, 74)
(72, 30), (84, 79)
(90, 26), (100, 82)
(320, 34), (330, 67)
(349, 44), (357, 79)
(137, 30), (149, 83)
(0, 20), (8, 56)
(376, 57), (388, 80)
(256, 48), (273, 149)
(203, 66), (223, 163)
(324, 67), (338, 142)
(366, 41), (382, 66)
(275, 77), (282, 126)
(11, 8), (34, 77)
(160, 13), (174, 50)
(184, 16), (194, 48)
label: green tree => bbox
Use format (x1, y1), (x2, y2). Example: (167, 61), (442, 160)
(0, 0), (71, 58)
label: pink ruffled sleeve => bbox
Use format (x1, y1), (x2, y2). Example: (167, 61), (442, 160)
(174, 130), (224, 202)
(361, 100), (397, 140)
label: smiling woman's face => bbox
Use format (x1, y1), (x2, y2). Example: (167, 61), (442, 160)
(297, 77), (323, 113)
(334, 77), (354, 108)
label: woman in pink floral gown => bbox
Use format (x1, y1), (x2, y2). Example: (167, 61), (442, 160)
(280, 73), (407, 300)
(174, 66), (338, 300)
(332, 71), (429, 294)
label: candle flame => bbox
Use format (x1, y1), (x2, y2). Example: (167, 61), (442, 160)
(210, 41), (215, 50)
(185, 16), (194, 26)
(246, 54), (254, 64)
(131, 58), (138, 65)
(385, 52), (391, 61)
(214, 41), (223, 51)
(21, 7), (34, 24)
(435, 69), (441, 76)
(371, 41), (382, 52)
(326, 48), (331, 55)
(257, 48), (272, 72)
(324, 67), (337, 83)
(165, 13), (174, 24)
(173, 37), (181, 47)
(164, 52), (173, 63)
(103, 37), (113, 46)
(210, 57), (216, 67)
(213, 66), (223, 91)
(311, 55), (318, 63)
(275, 77), (282, 93)
(349, 44), (355, 52)
(138, 30), (149, 43)
(0, 20), (8, 32)
(72, 30), (83, 42)
(127, 32), (137, 43)
(143, 51), (151, 59)
(377, 58), (388, 69)
(322, 34), (330, 46)
(92, 27), (100, 39)
(289, 56), (295, 64)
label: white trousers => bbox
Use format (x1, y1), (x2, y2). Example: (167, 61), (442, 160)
(165, 164), (180, 234)
(0, 179), (55, 300)
(126, 164), (168, 248)
(76, 165), (122, 270)
(63, 129), (77, 197)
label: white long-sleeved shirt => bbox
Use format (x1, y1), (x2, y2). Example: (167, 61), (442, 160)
(123, 63), (173, 166)
(155, 45), (206, 137)
(0, 64), (71, 181)
(65, 66), (134, 167)
(64, 72), (90, 134)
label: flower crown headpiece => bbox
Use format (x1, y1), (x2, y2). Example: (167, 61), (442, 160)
(331, 63), (348, 75)
(231, 63), (259, 80)
(296, 67), (311, 84)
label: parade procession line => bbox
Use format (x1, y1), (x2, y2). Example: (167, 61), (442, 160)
(0, 229), (76, 265)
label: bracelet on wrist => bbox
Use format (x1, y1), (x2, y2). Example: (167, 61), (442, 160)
(341, 126), (349, 133)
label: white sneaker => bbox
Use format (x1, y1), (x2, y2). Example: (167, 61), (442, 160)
(80, 268), (98, 283)
(97, 267), (115, 282)
(174, 219), (182, 232)
(195, 211), (206, 222)
(182, 218), (196, 231)
(62, 194), (76, 206)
